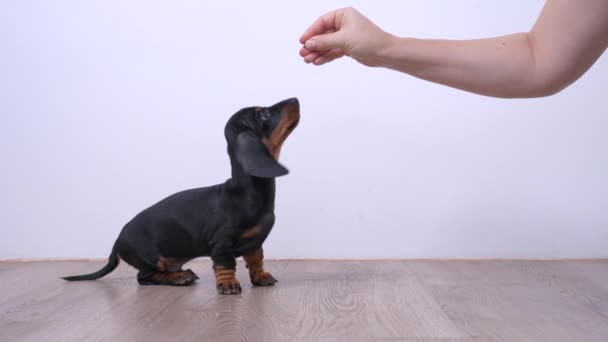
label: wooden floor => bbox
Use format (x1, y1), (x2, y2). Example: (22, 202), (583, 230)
(1, 260), (607, 342)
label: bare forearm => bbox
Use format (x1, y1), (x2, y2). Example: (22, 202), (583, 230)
(300, 1), (608, 99)
(376, 0), (608, 98)
(378, 34), (546, 98)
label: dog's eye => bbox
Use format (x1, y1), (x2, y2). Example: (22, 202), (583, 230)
(260, 110), (271, 121)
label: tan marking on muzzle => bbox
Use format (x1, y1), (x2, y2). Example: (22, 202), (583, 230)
(262, 104), (300, 160)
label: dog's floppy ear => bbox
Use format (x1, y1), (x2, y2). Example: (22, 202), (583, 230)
(235, 131), (289, 178)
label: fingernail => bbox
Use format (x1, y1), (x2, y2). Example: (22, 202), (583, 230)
(305, 40), (316, 49)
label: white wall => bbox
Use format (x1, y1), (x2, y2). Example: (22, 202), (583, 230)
(1, 1), (607, 259)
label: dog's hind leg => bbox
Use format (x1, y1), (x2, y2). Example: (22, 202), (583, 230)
(137, 269), (199, 286)
(135, 256), (199, 286)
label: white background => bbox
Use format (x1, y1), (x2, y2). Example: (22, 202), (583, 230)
(1, 1), (607, 259)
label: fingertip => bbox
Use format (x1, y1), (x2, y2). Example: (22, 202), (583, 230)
(299, 31), (311, 44)
(299, 28), (316, 45)
(299, 47), (310, 57)
(300, 10), (337, 46)
(303, 52), (320, 63)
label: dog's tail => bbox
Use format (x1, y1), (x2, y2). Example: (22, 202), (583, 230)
(62, 242), (120, 281)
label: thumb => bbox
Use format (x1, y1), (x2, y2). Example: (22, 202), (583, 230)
(305, 32), (344, 52)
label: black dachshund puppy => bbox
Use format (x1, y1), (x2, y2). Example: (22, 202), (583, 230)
(63, 98), (300, 294)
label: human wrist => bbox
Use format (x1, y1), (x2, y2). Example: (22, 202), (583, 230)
(372, 33), (404, 68)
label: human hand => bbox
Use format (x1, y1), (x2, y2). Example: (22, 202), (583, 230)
(299, 7), (394, 66)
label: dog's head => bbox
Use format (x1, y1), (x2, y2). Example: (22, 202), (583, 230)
(225, 98), (300, 178)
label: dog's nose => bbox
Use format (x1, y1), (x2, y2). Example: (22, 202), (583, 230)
(271, 97), (300, 112)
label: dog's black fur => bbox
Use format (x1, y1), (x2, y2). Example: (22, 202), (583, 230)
(63, 98), (300, 294)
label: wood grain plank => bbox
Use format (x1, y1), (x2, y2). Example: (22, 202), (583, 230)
(170, 260), (466, 341)
(409, 261), (608, 342)
(1, 260), (607, 342)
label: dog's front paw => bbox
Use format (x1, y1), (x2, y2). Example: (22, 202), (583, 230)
(252, 272), (278, 286)
(217, 278), (242, 295)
